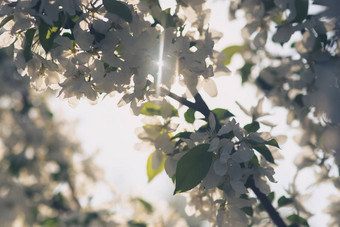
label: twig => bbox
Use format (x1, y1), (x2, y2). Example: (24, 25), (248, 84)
(165, 89), (210, 118)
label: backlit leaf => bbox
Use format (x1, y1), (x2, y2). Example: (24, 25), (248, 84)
(222, 45), (245, 65)
(146, 151), (165, 182)
(135, 198), (153, 213)
(39, 21), (61, 53)
(140, 102), (178, 117)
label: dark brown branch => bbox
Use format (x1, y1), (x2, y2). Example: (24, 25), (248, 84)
(193, 93), (210, 118)
(167, 91), (210, 118)
(247, 178), (287, 227)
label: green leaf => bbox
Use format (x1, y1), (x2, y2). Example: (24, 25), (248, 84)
(292, 0), (309, 23)
(140, 102), (178, 117)
(135, 198), (154, 214)
(278, 196), (294, 207)
(244, 121), (260, 133)
(240, 207), (253, 217)
(39, 20), (61, 53)
(272, 12), (283, 24)
(174, 144), (212, 194)
(23, 28), (36, 62)
(287, 214), (309, 226)
(128, 220), (147, 227)
(252, 144), (275, 164)
(212, 108), (234, 121)
(268, 191), (275, 202)
(184, 108), (196, 124)
(103, 0), (133, 23)
(170, 132), (192, 141)
(221, 45), (245, 65)
(152, 8), (178, 28)
(0, 15), (14, 28)
(265, 138), (280, 148)
(240, 62), (254, 84)
(40, 217), (60, 227)
(146, 151), (165, 182)
(249, 155), (260, 167)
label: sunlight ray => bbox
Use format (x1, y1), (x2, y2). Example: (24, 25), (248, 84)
(156, 33), (165, 95)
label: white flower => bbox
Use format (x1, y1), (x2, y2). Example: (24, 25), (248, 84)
(151, 150), (163, 170)
(164, 153), (184, 178)
(202, 78), (217, 97)
(220, 139), (234, 161)
(233, 124), (245, 141)
(208, 137), (219, 152)
(230, 180), (248, 194)
(189, 132), (207, 142)
(217, 119), (237, 136)
(73, 20), (94, 51)
(228, 160), (243, 181)
(0, 31), (16, 48)
(154, 132), (175, 154)
(201, 165), (224, 189)
(58, 74), (97, 105)
(231, 142), (254, 163)
(213, 159), (228, 176)
(253, 173), (271, 195)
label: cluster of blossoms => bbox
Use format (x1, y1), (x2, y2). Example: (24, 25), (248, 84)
(192, 115), (275, 194)
(227, 0), (340, 224)
(136, 100), (281, 226)
(0, 0), (227, 109)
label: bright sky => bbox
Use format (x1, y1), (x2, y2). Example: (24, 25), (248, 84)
(49, 0), (338, 226)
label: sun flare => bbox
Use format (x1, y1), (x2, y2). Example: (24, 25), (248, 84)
(156, 33), (165, 95)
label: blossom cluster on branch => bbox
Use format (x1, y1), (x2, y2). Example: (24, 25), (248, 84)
(226, 0), (340, 225)
(1, 0), (340, 226)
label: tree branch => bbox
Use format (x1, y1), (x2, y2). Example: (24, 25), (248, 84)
(193, 93), (211, 118)
(247, 177), (287, 227)
(165, 90), (211, 118)
(165, 89), (287, 227)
